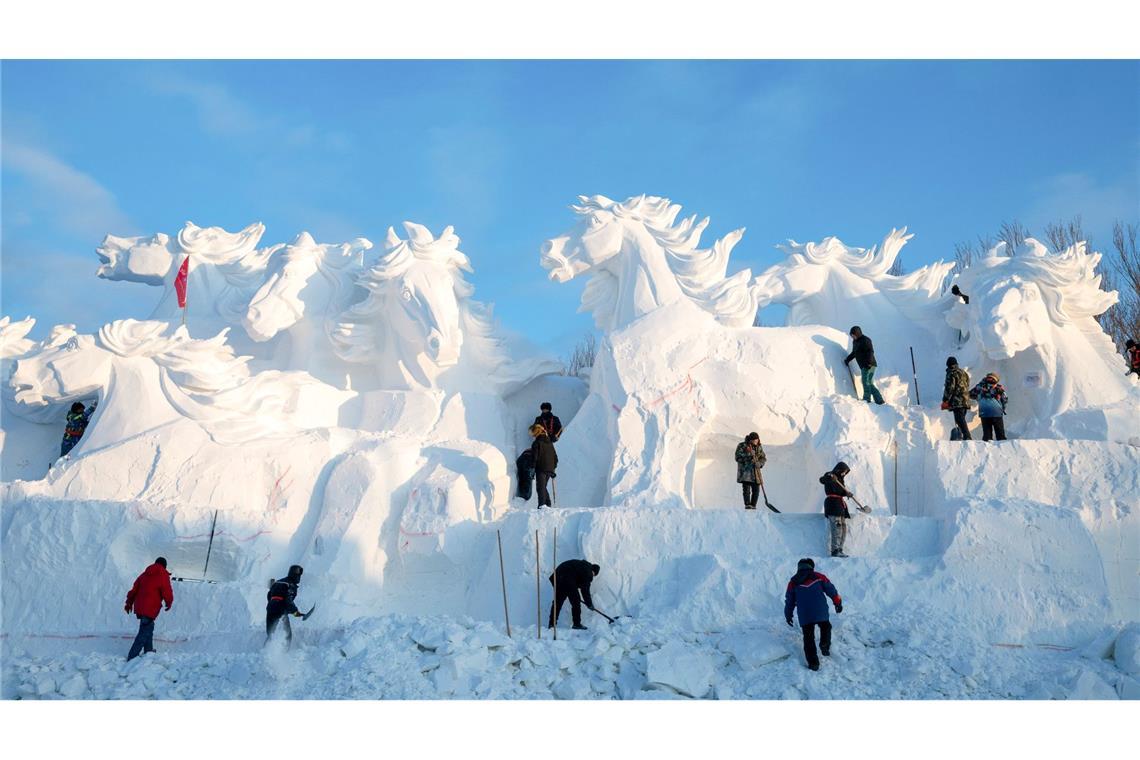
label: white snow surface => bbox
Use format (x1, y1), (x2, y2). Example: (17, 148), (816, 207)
(3, 203), (1140, 699)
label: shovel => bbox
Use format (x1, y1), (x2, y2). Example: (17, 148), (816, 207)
(758, 473), (781, 513)
(828, 473), (873, 514)
(591, 607), (620, 625)
(300, 604), (316, 621)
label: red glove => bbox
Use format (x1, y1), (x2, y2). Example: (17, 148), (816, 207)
(940, 401), (950, 410)
(124, 604), (132, 614)
(165, 604), (172, 611)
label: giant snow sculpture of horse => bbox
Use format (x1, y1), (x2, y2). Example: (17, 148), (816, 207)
(242, 231), (376, 389)
(333, 222), (561, 394)
(947, 238), (1137, 436)
(753, 228), (957, 402)
(96, 222), (276, 355)
(540, 194), (758, 332)
(7, 319), (342, 451)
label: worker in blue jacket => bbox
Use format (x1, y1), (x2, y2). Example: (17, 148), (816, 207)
(784, 557), (843, 671)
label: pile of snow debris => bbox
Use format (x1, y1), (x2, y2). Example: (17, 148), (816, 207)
(5, 615), (1138, 700)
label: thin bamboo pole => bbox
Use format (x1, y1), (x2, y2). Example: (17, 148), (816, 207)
(202, 510), (218, 578)
(892, 438), (899, 516)
(552, 527), (558, 640)
(535, 529), (541, 639)
(496, 530), (511, 638)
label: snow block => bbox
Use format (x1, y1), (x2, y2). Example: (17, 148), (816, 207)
(717, 632), (789, 669)
(1113, 623), (1140, 675)
(646, 640), (713, 698)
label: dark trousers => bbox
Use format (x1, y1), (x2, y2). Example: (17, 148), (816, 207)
(127, 616), (155, 660)
(741, 482), (758, 508)
(266, 608), (293, 645)
(981, 417), (1006, 441)
(60, 437), (79, 458)
(952, 408), (972, 440)
(802, 620), (832, 667)
(548, 584), (582, 627)
(536, 471), (554, 507)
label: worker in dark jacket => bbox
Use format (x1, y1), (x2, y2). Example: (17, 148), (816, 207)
(265, 564), (305, 646)
(820, 462), (852, 557)
(124, 557), (174, 660)
(60, 400), (97, 458)
(784, 557), (842, 671)
(548, 559), (599, 630)
(844, 327), (884, 405)
(942, 356), (972, 440)
(529, 423), (558, 508)
(533, 402), (563, 442)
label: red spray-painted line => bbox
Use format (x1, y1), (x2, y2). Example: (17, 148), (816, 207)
(398, 526), (439, 538)
(174, 528), (273, 543)
(1, 632), (191, 644)
(644, 357), (709, 409)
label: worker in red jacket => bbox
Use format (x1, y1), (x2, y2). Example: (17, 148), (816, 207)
(124, 557), (174, 661)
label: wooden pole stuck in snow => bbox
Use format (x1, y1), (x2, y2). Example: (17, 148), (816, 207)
(496, 530), (511, 638)
(535, 529), (541, 639)
(202, 510), (218, 579)
(552, 527), (557, 640)
(909, 346), (921, 405)
(892, 439), (899, 516)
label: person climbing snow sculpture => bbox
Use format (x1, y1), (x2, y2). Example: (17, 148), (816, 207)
(820, 462), (853, 558)
(784, 557), (842, 671)
(942, 356), (972, 440)
(529, 423), (558, 508)
(1126, 339), (1140, 378)
(124, 556), (173, 661)
(969, 372), (1008, 441)
(266, 564), (305, 647)
(533, 401), (563, 442)
(951, 284), (970, 305)
(548, 559), (599, 631)
(734, 432), (767, 510)
(844, 326), (884, 405)
(59, 400), (97, 459)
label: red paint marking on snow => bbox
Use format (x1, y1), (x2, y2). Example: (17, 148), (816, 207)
(173, 528), (272, 543)
(399, 527), (438, 538)
(266, 466), (294, 511)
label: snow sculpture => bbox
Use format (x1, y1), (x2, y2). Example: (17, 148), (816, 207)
(540, 195), (758, 331)
(0, 316), (36, 359)
(243, 231), (376, 388)
(8, 318), (341, 449)
(96, 222), (275, 350)
(754, 228), (957, 401)
(948, 238), (1137, 434)
(334, 222), (560, 392)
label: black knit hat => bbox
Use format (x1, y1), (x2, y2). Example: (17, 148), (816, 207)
(155, 557), (167, 568)
(288, 564), (304, 581)
(834, 461), (850, 474)
(849, 326), (862, 337)
(797, 558), (815, 571)
(590, 563), (600, 575)
(946, 356), (958, 367)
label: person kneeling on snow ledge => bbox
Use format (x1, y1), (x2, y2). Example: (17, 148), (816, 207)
(124, 556), (173, 661)
(969, 372), (1008, 441)
(820, 462), (852, 557)
(734, 432), (767, 510)
(784, 557), (842, 671)
(266, 564), (305, 646)
(548, 559), (599, 630)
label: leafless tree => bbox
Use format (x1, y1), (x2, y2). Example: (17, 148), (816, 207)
(950, 220), (1031, 290)
(562, 332), (598, 376)
(1100, 221), (1139, 350)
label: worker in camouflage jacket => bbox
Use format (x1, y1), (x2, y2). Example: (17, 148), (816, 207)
(734, 432), (767, 510)
(942, 356), (972, 440)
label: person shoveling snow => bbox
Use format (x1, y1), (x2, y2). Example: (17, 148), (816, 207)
(548, 559), (599, 631)
(819, 462), (869, 558)
(784, 557), (842, 672)
(734, 432), (767, 510)
(265, 565), (308, 648)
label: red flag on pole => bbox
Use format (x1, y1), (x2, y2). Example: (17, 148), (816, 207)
(174, 256), (190, 309)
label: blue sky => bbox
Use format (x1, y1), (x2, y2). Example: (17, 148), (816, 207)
(2, 60), (1137, 358)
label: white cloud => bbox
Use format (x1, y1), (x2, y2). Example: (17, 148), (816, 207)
(143, 71), (265, 136)
(1, 141), (135, 239)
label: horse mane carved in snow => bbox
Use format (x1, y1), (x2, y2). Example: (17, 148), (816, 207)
(540, 194), (758, 332)
(333, 222), (560, 393)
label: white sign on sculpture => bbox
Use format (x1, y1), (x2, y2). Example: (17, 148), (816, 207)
(947, 238), (1137, 436)
(540, 194), (758, 331)
(335, 222), (560, 393)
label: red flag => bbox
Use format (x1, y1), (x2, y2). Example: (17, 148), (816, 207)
(174, 256), (189, 309)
